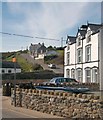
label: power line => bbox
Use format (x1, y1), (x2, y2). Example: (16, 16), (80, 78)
(0, 32), (34, 38)
(0, 32), (59, 41)
(35, 37), (59, 41)
(0, 31), (67, 47)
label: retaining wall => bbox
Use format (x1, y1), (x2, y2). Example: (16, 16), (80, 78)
(11, 88), (103, 119)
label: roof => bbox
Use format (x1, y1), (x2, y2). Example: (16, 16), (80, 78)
(88, 23), (101, 33)
(30, 43), (41, 51)
(1, 61), (21, 68)
(78, 29), (87, 37)
(29, 43), (46, 51)
(67, 36), (76, 45)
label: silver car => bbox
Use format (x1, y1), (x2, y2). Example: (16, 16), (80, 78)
(43, 77), (78, 86)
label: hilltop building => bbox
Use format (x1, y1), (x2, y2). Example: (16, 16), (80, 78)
(29, 43), (47, 59)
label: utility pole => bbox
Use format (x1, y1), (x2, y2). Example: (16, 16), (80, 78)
(61, 37), (63, 47)
(12, 57), (16, 107)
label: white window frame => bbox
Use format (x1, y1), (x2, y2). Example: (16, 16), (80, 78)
(77, 48), (82, 63)
(67, 52), (70, 65)
(87, 30), (91, 43)
(85, 45), (91, 62)
(85, 68), (91, 83)
(66, 69), (70, 78)
(76, 68), (82, 82)
(67, 44), (70, 50)
(77, 36), (81, 46)
(71, 69), (75, 78)
(92, 67), (98, 83)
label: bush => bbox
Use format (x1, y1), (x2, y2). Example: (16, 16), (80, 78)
(2, 71), (63, 80)
(44, 55), (57, 61)
(32, 64), (43, 71)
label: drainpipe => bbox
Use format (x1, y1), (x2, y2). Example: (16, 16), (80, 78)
(98, 33), (100, 84)
(75, 42), (76, 79)
(82, 38), (83, 83)
(99, 26), (103, 91)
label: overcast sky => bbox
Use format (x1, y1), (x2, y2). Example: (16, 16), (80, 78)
(1, 1), (101, 52)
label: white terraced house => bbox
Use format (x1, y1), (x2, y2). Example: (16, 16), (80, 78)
(64, 23), (102, 84)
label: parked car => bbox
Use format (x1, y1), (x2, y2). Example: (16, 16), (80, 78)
(48, 64), (56, 69)
(43, 77), (78, 86)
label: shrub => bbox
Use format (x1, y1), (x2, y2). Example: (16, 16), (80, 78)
(32, 64), (43, 71)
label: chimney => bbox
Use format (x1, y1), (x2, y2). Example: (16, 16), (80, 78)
(42, 43), (44, 46)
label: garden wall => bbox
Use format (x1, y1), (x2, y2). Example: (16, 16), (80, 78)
(11, 88), (103, 119)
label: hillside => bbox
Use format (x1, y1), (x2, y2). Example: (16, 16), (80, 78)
(2, 51), (43, 72)
(44, 50), (64, 65)
(2, 48), (64, 72)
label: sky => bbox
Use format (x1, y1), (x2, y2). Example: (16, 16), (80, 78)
(1, 1), (101, 52)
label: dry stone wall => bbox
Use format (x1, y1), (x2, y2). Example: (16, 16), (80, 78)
(11, 88), (103, 119)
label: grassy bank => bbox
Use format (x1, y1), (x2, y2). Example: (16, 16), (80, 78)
(16, 55), (33, 72)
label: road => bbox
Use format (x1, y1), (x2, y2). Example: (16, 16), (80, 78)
(2, 108), (36, 118)
(21, 53), (64, 74)
(2, 96), (61, 119)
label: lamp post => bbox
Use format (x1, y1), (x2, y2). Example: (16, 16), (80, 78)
(12, 57), (16, 107)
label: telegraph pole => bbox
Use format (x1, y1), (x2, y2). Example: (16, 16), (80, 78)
(61, 37), (63, 47)
(12, 57), (16, 107)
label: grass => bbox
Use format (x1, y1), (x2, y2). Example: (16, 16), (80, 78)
(5, 54), (15, 61)
(2, 52), (33, 72)
(56, 50), (64, 56)
(16, 55), (33, 72)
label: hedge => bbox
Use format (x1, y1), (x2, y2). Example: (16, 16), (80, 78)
(2, 71), (63, 80)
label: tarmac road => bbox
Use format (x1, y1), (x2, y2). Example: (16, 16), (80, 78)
(2, 96), (61, 119)
(2, 108), (37, 118)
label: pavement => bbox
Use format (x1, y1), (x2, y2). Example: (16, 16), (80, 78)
(2, 96), (61, 118)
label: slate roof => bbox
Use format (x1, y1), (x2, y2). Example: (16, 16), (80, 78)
(78, 29), (87, 37)
(67, 36), (76, 45)
(30, 43), (41, 51)
(88, 23), (101, 33)
(29, 43), (46, 52)
(1, 61), (21, 68)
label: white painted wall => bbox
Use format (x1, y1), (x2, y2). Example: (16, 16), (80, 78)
(70, 44), (75, 65)
(64, 65), (75, 78)
(91, 33), (99, 61)
(64, 27), (99, 83)
(35, 54), (44, 59)
(64, 47), (68, 66)
(83, 62), (98, 83)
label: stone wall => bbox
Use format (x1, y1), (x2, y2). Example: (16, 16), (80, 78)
(36, 83), (99, 91)
(11, 88), (103, 119)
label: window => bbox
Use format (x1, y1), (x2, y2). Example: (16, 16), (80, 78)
(87, 30), (91, 43)
(77, 36), (81, 46)
(8, 70), (11, 73)
(77, 48), (82, 63)
(92, 67), (98, 83)
(2, 70), (5, 73)
(71, 69), (75, 78)
(67, 44), (70, 50)
(77, 69), (82, 82)
(85, 68), (91, 83)
(66, 69), (70, 77)
(67, 52), (70, 65)
(85, 45), (91, 62)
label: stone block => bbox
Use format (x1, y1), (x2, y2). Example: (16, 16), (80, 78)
(77, 94), (82, 98)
